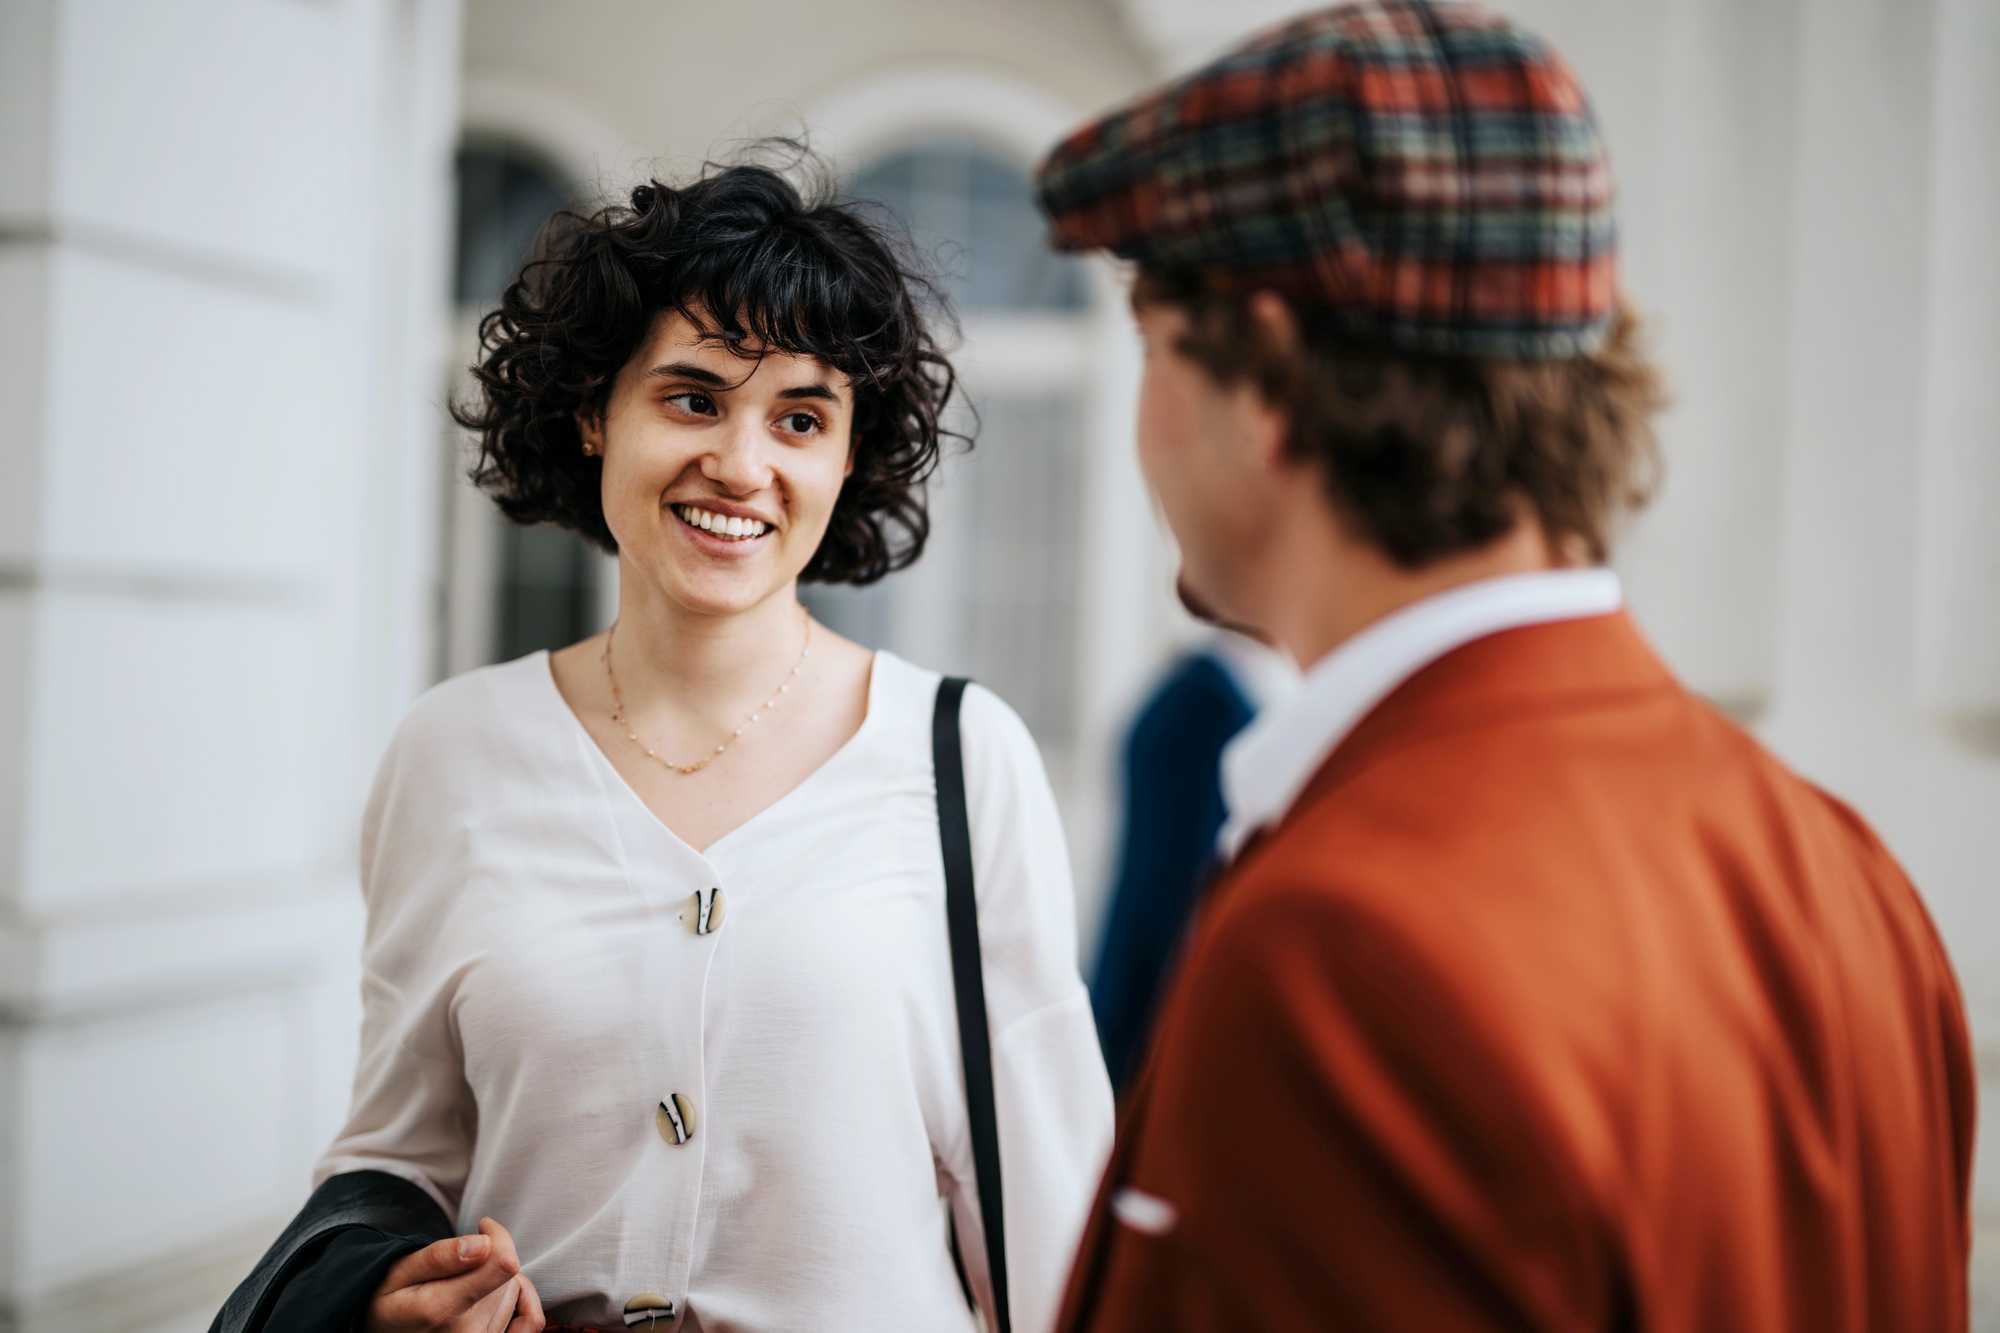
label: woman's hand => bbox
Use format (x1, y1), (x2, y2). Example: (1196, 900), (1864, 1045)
(365, 1216), (546, 1333)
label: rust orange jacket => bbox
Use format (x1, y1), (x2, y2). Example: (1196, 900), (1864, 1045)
(1059, 611), (1974, 1332)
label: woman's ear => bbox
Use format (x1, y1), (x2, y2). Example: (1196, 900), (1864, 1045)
(575, 407), (604, 458)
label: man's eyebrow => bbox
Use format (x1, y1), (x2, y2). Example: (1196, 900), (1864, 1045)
(643, 361), (731, 387)
(776, 383), (841, 402)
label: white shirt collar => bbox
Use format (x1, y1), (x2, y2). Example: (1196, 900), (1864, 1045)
(1205, 629), (1302, 713)
(1217, 568), (1624, 858)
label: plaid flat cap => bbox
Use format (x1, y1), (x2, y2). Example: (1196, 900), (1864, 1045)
(1034, 0), (1617, 359)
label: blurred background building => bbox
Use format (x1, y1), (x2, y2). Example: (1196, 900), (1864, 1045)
(1, 0), (1996, 1329)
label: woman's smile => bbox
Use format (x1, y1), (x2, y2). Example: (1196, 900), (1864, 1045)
(577, 308), (859, 619)
(671, 501), (774, 544)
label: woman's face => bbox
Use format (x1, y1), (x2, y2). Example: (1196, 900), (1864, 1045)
(581, 311), (855, 619)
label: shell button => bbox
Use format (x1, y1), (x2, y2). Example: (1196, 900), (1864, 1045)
(681, 886), (726, 936)
(656, 1093), (697, 1145)
(623, 1293), (676, 1328)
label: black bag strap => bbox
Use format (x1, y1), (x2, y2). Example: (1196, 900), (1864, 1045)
(933, 676), (1011, 1333)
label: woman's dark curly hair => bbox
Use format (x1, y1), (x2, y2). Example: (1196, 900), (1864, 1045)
(454, 160), (959, 584)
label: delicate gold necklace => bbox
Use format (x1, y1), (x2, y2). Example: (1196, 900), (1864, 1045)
(604, 611), (812, 775)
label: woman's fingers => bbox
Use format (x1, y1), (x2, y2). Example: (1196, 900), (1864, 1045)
(478, 1217), (523, 1273)
(465, 1217), (539, 1332)
(465, 1274), (522, 1333)
(367, 1218), (536, 1332)
(412, 1256), (521, 1322)
(378, 1231), (493, 1295)
(504, 1273), (547, 1333)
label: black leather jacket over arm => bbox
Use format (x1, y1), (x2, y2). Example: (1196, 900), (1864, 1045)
(209, 1171), (452, 1333)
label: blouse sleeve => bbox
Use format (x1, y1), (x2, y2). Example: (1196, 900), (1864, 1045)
(312, 683), (482, 1222)
(944, 684), (1116, 1333)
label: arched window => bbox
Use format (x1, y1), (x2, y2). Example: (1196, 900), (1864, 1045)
(454, 140), (569, 308)
(808, 139), (1093, 744)
(848, 142), (1087, 312)
(439, 140), (608, 674)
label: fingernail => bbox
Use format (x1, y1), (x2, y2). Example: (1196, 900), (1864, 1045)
(459, 1234), (490, 1261)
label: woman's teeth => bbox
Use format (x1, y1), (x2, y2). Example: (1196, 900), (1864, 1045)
(673, 504), (771, 541)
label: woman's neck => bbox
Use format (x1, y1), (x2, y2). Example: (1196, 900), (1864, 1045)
(607, 565), (810, 726)
(548, 556), (874, 851)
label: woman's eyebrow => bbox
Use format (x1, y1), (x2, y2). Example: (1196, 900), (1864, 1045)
(643, 364), (838, 402)
(644, 361), (731, 387)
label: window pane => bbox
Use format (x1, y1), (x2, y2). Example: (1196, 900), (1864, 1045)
(455, 143), (568, 308)
(849, 141), (1087, 313)
(806, 390), (1085, 743)
(798, 579), (895, 650)
(494, 523), (599, 662)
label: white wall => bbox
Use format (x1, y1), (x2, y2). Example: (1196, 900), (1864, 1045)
(0, 1), (462, 1329)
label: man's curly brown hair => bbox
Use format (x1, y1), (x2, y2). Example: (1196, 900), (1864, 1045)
(454, 162), (959, 584)
(1134, 267), (1665, 567)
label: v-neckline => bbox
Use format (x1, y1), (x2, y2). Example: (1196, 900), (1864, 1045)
(538, 648), (887, 860)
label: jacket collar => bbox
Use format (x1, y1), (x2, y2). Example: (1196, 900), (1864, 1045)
(1270, 607), (1681, 855)
(1218, 568), (1625, 857)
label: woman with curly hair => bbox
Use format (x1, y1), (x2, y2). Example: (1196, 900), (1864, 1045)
(213, 163), (1112, 1333)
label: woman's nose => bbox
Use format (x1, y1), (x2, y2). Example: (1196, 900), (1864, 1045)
(702, 417), (776, 494)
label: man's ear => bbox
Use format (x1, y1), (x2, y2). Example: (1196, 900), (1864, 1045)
(1243, 290), (1302, 471)
(1247, 289), (1300, 356)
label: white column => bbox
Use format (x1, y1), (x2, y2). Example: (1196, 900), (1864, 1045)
(1604, 0), (1801, 718)
(0, 1), (461, 1330)
(1915, 0), (2000, 1299)
(1759, 0), (2000, 1281)
(1068, 269), (1157, 957)
(1915, 0), (2000, 749)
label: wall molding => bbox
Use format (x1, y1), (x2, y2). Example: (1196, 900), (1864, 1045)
(0, 560), (319, 608)
(459, 74), (636, 198)
(0, 1210), (283, 1333)
(0, 216), (326, 308)
(0, 957), (329, 1030)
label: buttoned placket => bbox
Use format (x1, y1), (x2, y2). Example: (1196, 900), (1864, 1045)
(607, 789), (729, 1331)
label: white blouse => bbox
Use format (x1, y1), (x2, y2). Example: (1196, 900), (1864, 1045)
(316, 650), (1115, 1333)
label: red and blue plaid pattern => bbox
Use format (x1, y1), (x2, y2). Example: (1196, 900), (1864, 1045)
(1034, 0), (1617, 359)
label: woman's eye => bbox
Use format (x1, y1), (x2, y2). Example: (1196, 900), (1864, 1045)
(669, 392), (717, 416)
(783, 412), (821, 435)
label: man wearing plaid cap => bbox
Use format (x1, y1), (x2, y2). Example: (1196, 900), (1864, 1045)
(1036, 3), (1974, 1329)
